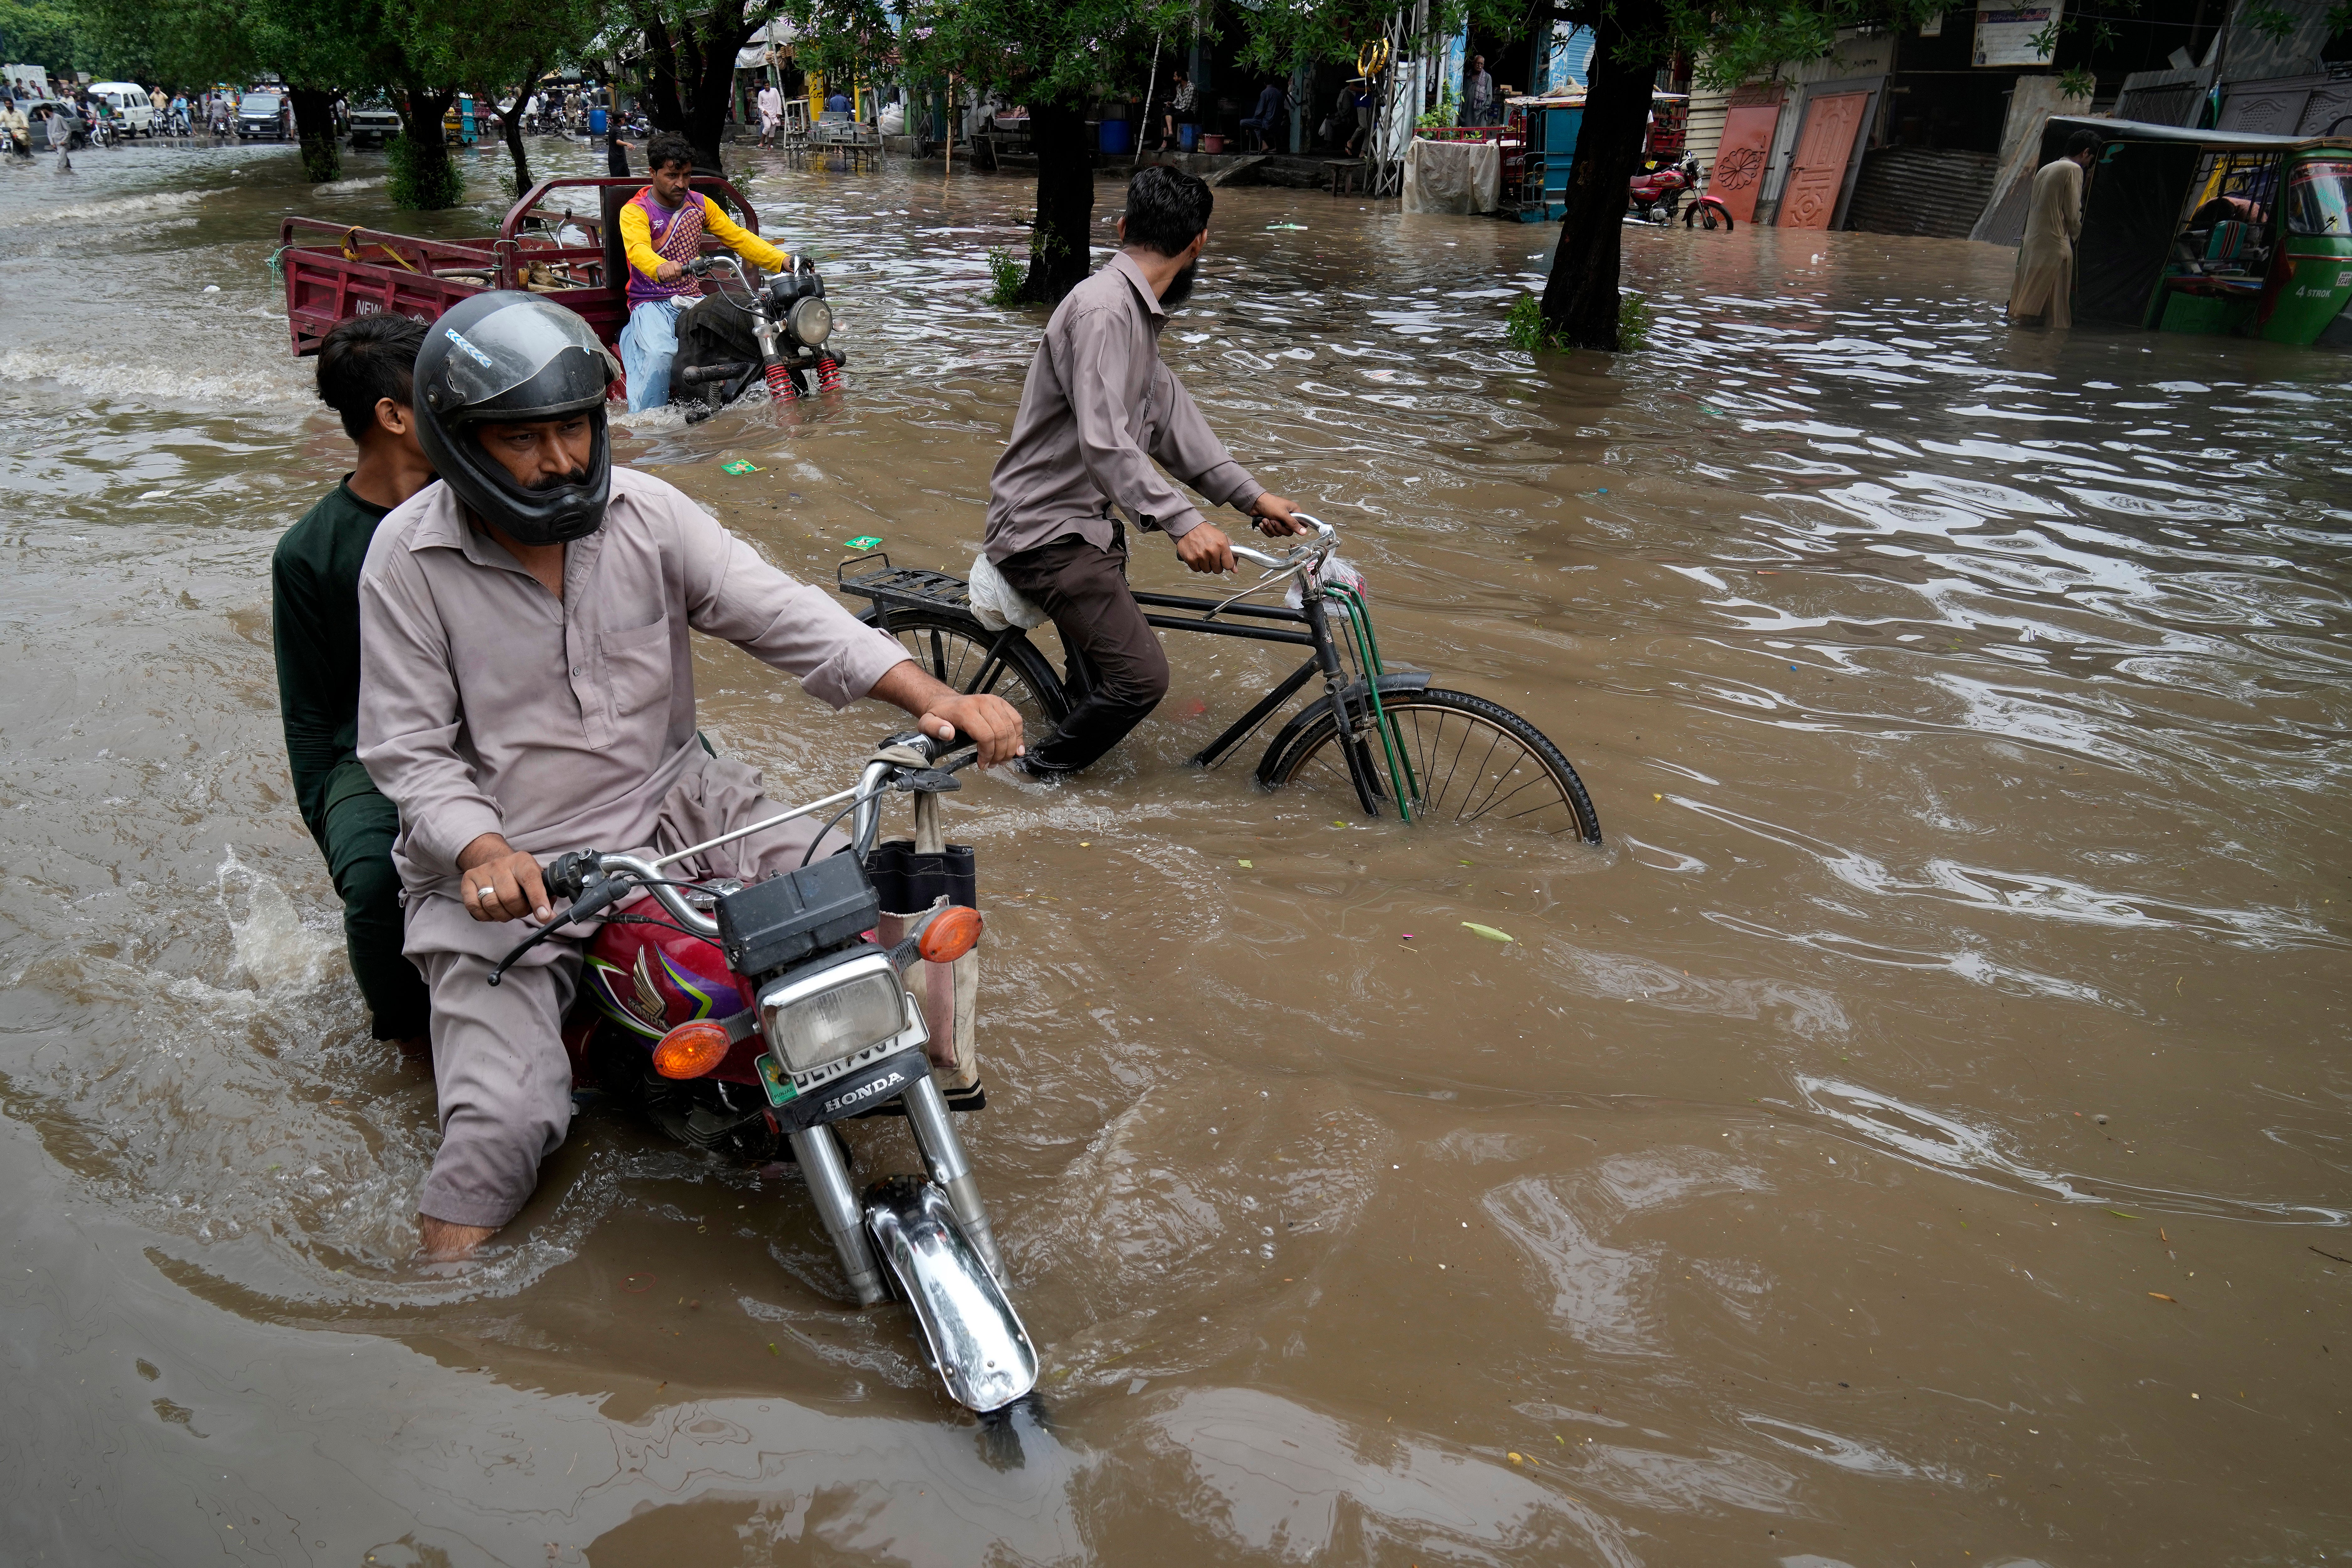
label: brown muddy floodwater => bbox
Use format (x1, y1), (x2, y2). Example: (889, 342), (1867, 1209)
(1, 134), (2348, 1567)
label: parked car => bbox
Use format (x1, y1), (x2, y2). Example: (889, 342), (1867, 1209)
(88, 81), (155, 135)
(237, 90), (286, 140)
(347, 96), (401, 148)
(22, 99), (86, 151)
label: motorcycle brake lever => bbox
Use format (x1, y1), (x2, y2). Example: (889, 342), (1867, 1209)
(486, 873), (630, 987)
(893, 767), (962, 794)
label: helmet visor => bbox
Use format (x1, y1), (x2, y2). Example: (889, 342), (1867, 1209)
(434, 304), (612, 412)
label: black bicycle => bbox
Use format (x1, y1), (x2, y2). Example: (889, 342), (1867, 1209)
(838, 518), (1601, 842)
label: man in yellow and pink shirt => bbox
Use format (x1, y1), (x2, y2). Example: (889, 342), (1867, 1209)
(617, 133), (792, 411)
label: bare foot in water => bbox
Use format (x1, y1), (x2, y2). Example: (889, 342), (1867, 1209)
(418, 1214), (496, 1261)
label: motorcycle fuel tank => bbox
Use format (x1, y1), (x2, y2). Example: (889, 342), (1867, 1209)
(863, 1174), (1037, 1412)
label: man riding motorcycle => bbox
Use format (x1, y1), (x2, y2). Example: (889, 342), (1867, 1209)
(617, 131), (792, 412)
(356, 293), (1023, 1259)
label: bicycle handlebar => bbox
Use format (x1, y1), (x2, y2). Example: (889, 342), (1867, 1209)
(1230, 514), (1336, 572)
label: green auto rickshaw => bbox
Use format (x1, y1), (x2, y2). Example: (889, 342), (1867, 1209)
(2048, 114), (2352, 347)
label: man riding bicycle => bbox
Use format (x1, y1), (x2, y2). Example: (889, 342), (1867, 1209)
(984, 166), (1304, 777)
(358, 293), (1022, 1259)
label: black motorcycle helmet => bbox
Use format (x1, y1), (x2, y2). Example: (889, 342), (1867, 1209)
(413, 292), (617, 546)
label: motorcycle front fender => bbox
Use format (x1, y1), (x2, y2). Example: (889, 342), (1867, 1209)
(864, 1174), (1037, 1412)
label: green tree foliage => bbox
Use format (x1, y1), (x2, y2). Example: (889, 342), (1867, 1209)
(67, 0), (612, 197)
(0, 0), (120, 77)
(622, 0), (776, 172)
(785, 0), (1192, 303)
(400, 0), (609, 198)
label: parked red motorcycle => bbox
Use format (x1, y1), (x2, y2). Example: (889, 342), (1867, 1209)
(1628, 157), (1735, 230)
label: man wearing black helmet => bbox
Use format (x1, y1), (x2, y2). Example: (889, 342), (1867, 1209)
(358, 292), (1024, 1260)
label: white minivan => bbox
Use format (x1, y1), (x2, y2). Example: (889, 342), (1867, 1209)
(89, 81), (156, 135)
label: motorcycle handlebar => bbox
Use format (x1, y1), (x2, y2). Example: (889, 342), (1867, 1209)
(490, 732), (979, 983)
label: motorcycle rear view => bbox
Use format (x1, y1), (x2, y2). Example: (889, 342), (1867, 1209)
(498, 732), (1037, 1413)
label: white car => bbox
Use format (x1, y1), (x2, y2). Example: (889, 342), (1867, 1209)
(89, 81), (155, 135)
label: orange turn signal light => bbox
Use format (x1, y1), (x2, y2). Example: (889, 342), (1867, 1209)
(652, 1020), (732, 1079)
(918, 905), (983, 964)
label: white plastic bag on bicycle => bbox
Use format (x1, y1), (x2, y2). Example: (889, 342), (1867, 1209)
(1289, 553), (1368, 616)
(967, 551), (1050, 632)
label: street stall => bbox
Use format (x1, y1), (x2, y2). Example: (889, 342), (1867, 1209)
(1405, 128), (1509, 214)
(1497, 87), (1689, 223)
(2053, 115), (2352, 346)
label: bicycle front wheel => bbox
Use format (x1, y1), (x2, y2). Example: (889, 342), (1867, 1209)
(858, 606), (1071, 728)
(1267, 688), (1602, 842)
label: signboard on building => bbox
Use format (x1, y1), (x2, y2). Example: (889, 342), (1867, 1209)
(1974, 2), (2061, 66)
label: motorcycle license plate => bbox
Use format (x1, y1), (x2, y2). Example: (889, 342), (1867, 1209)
(754, 1052), (799, 1107)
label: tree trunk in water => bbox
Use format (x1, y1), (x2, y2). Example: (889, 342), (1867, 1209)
(635, 0), (753, 173)
(390, 84), (462, 210)
(683, 17), (744, 172)
(490, 67), (542, 201)
(1537, 3), (1665, 349)
(289, 87), (341, 182)
(501, 107), (532, 199)
(1021, 97), (1095, 304)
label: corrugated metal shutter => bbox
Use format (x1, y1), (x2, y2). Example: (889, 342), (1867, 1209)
(1685, 87), (1732, 174)
(1843, 146), (2001, 236)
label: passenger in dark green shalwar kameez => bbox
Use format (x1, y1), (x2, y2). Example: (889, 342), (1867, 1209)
(271, 315), (436, 1045)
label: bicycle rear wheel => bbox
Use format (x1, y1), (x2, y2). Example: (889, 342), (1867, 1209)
(858, 606), (1071, 728)
(1267, 689), (1601, 842)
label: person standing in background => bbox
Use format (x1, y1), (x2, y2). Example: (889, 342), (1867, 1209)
(605, 121), (631, 177)
(2010, 129), (2097, 329)
(1461, 54), (1495, 126)
(757, 81), (782, 147)
(45, 104), (70, 171)
(1345, 80), (1375, 157)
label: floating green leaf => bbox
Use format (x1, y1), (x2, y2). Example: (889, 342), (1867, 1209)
(1461, 922), (1514, 943)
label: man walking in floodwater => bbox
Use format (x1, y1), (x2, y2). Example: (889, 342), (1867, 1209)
(2009, 128), (2098, 329)
(983, 165), (1304, 778)
(272, 315), (437, 1053)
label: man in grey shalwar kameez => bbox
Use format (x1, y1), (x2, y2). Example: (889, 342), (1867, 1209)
(358, 294), (1024, 1258)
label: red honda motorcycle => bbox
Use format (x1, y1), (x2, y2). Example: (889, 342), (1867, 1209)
(488, 731), (1033, 1415)
(1628, 156), (1735, 230)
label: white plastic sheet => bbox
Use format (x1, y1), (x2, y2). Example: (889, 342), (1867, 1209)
(1402, 138), (1501, 215)
(967, 551), (1049, 632)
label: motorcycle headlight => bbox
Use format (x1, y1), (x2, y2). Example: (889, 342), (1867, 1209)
(758, 950), (906, 1074)
(786, 297), (833, 347)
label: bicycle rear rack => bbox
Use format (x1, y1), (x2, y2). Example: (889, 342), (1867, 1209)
(836, 556), (977, 616)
